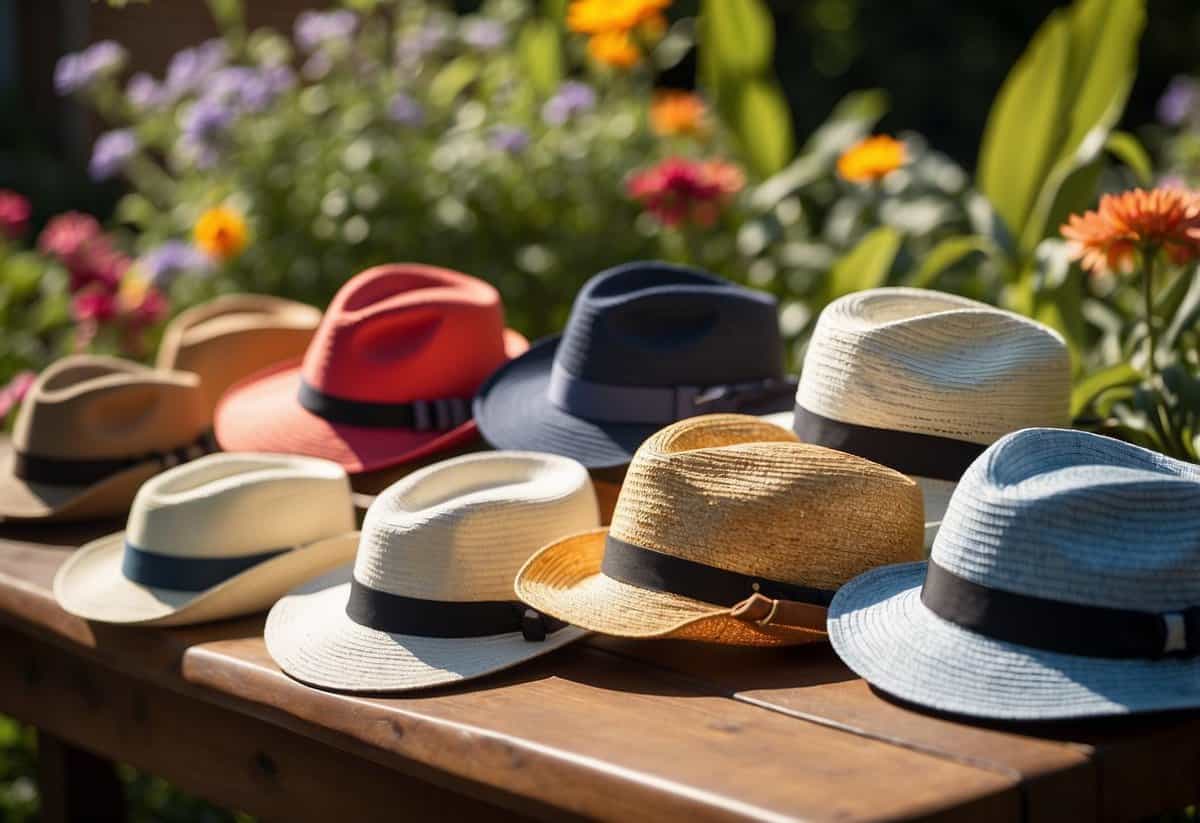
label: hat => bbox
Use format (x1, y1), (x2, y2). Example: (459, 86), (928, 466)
(53, 452), (358, 626)
(768, 288), (1070, 548)
(828, 428), (1200, 721)
(473, 261), (797, 469)
(157, 294), (321, 415)
(214, 264), (528, 474)
(265, 451), (599, 692)
(516, 414), (924, 646)
(0, 356), (214, 522)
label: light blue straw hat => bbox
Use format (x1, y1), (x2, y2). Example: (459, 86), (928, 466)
(828, 427), (1200, 720)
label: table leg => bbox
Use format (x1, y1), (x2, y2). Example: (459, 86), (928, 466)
(36, 731), (126, 823)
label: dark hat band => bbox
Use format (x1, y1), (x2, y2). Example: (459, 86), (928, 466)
(345, 579), (566, 642)
(122, 541), (290, 592)
(921, 560), (1200, 659)
(792, 404), (986, 482)
(298, 380), (471, 431)
(548, 362), (797, 425)
(601, 534), (836, 608)
(14, 431), (217, 486)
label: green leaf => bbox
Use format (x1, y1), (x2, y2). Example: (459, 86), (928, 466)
(517, 19), (563, 98)
(1071, 362), (1143, 418)
(1105, 130), (1153, 184)
(1163, 264), (1200, 350)
(828, 227), (902, 301)
(735, 79), (795, 177)
(700, 0), (774, 80)
(429, 57), (479, 107)
(909, 235), (991, 288)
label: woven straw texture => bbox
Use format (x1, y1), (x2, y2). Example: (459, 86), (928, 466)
(0, 356), (210, 521)
(54, 453), (358, 625)
(829, 428), (1200, 720)
(265, 451), (599, 692)
(797, 288), (1071, 445)
(516, 414), (924, 645)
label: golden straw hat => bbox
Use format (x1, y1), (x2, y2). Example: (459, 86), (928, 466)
(0, 356), (213, 522)
(516, 414), (924, 646)
(157, 294), (321, 416)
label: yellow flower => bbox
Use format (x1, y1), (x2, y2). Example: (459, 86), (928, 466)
(567, 0), (670, 35)
(651, 90), (708, 137)
(193, 206), (248, 260)
(837, 135), (907, 183)
(588, 31), (642, 69)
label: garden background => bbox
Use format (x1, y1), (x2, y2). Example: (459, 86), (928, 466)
(1, 0), (1200, 819)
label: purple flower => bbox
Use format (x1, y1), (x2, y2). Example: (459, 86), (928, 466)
(1158, 76), (1199, 127)
(126, 72), (164, 109)
(89, 129), (138, 181)
(542, 80), (596, 126)
(490, 125), (530, 155)
(181, 96), (235, 141)
(396, 18), (451, 65)
(164, 39), (228, 100)
(54, 40), (128, 94)
(294, 10), (358, 52)
(387, 92), (425, 126)
(460, 18), (507, 51)
(139, 241), (211, 288)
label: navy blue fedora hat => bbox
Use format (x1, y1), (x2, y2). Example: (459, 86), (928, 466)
(473, 261), (797, 468)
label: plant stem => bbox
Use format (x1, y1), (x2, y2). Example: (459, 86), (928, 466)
(1142, 244), (1159, 381)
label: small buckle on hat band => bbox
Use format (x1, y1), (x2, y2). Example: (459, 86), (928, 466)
(1163, 608), (1200, 656)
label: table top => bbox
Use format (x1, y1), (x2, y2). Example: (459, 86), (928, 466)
(0, 517), (1196, 823)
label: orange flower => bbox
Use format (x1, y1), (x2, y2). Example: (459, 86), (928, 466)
(1060, 187), (1200, 276)
(193, 206), (248, 261)
(588, 31), (641, 69)
(837, 135), (907, 183)
(651, 91), (707, 137)
(567, 0), (670, 35)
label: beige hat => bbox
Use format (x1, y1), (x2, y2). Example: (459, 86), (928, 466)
(516, 414), (924, 646)
(157, 294), (321, 415)
(265, 451), (599, 693)
(0, 356), (214, 522)
(53, 452), (357, 626)
(767, 288), (1071, 548)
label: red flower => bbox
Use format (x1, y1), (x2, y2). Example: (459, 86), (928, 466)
(628, 157), (744, 227)
(0, 371), (35, 419)
(38, 212), (102, 261)
(71, 289), (117, 323)
(38, 212), (130, 293)
(0, 190), (31, 241)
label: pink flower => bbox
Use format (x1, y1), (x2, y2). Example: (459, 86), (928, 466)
(0, 190), (31, 241)
(38, 212), (102, 261)
(0, 371), (35, 419)
(627, 157), (745, 227)
(71, 289), (117, 323)
(38, 213), (130, 293)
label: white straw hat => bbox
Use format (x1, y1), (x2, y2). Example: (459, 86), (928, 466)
(771, 288), (1070, 549)
(265, 451), (599, 693)
(54, 453), (358, 626)
(829, 428), (1200, 721)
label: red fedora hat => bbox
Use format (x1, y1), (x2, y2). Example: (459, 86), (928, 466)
(214, 264), (527, 473)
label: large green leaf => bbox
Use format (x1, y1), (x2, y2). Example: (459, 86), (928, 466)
(908, 235), (992, 288)
(1105, 130), (1153, 185)
(1071, 362), (1143, 418)
(827, 227), (902, 301)
(517, 19), (563, 97)
(735, 79), (795, 178)
(700, 0), (774, 79)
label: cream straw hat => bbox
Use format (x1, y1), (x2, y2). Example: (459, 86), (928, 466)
(54, 453), (357, 626)
(766, 288), (1070, 549)
(516, 414), (924, 646)
(265, 451), (599, 693)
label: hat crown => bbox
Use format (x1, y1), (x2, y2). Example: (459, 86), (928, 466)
(300, 264), (510, 403)
(609, 415), (924, 590)
(14, 356), (210, 460)
(932, 428), (1200, 611)
(354, 452), (599, 601)
(798, 288), (1071, 445)
(554, 262), (785, 387)
(125, 453), (355, 559)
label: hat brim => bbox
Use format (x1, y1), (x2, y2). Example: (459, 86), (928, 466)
(474, 337), (794, 469)
(515, 529), (828, 646)
(265, 565), (588, 693)
(0, 444), (160, 523)
(215, 326), (526, 475)
(827, 561), (1200, 720)
(53, 530), (358, 626)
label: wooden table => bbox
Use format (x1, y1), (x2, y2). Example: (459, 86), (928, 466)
(1, 519), (1197, 822)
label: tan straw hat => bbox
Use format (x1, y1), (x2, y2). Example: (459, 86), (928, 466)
(516, 414), (924, 646)
(768, 287), (1071, 548)
(54, 452), (358, 626)
(157, 294), (321, 416)
(265, 451), (599, 692)
(0, 356), (214, 522)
